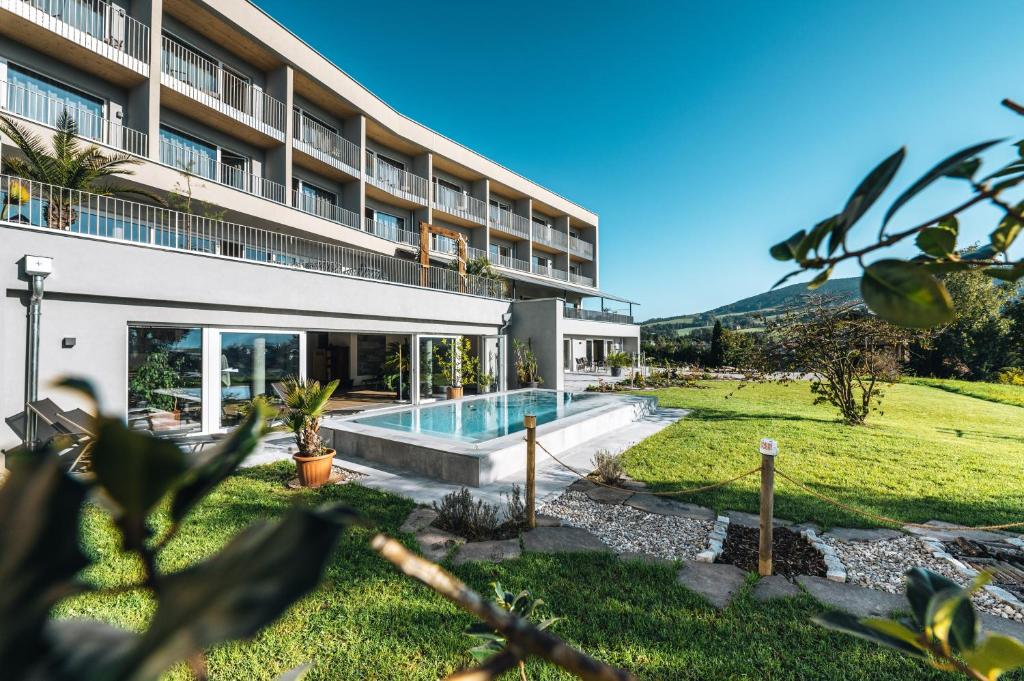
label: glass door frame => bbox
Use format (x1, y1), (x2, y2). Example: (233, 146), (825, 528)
(481, 334), (507, 393)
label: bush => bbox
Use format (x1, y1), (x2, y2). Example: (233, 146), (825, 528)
(995, 367), (1024, 385)
(591, 450), (624, 485)
(433, 485), (529, 541)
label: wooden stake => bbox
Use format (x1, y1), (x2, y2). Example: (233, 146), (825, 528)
(758, 444), (777, 577)
(524, 415), (537, 528)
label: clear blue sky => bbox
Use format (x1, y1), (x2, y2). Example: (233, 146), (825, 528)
(254, 0), (1022, 320)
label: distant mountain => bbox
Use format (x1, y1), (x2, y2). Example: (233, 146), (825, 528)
(642, 276), (861, 336)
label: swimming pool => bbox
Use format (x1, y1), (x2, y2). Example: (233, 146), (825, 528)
(353, 389), (610, 443)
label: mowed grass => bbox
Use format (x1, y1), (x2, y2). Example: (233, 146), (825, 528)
(625, 380), (1024, 529)
(54, 462), (962, 681)
(903, 376), (1024, 408)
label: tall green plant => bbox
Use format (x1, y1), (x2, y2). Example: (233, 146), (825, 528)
(0, 111), (155, 230)
(128, 351), (181, 412)
(281, 377), (339, 456)
(512, 338), (542, 386)
(437, 337), (479, 388)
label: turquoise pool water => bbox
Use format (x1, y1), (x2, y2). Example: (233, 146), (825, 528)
(352, 390), (609, 443)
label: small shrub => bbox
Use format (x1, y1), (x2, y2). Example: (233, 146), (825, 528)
(591, 450), (624, 485)
(502, 483), (526, 527)
(433, 488), (500, 541)
(995, 367), (1024, 385)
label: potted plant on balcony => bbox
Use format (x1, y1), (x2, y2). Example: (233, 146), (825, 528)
(513, 338), (543, 389)
(282, 377), (339, 487)
(437, 337), (478, 400)
(606, 352), (632, 377)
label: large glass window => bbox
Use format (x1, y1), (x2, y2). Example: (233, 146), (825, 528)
(159, 126), (217, 180)
(127, 327), (203, 434)
(6, 65), (104, 140)
(162, 32), (219, 96)
(418, 336), (454, 400)
(365, 208), (405, 240)
(219, 332), (300, 427)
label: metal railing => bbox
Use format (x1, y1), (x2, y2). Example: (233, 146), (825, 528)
(161, 36), (286, 134)
(292, 190), (359, 229)
(564, 306), (633, 324)
(2, 79), (148, 155)
(17, 0), (150, 64)
(532, 222), (568, 249)
(430, 232), (459, 255)
(0, 173), (509, 300)
(569, 234), (594, 259)
(432, 183), (486, 224)
(569, 271), (594, 287)
(363, 217), (419, 248)
(292, 108), (360, 173)
(489, 205), (530, 239)
(159, 137), (286, 204)
(364, 151), (428, 203)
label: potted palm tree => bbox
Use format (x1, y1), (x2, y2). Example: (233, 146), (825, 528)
(606, 352), (632, 377)
(437, 337), (479, 400)
(282, 377), (339, 487)
(0, 111), (155, 231)
(513, 339), (543, 389)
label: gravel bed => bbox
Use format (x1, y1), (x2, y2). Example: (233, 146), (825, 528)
(822, 535), (1024, 621)
(539, 491), (712, 560)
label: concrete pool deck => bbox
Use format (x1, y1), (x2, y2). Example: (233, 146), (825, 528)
(241, 406), (688, 506)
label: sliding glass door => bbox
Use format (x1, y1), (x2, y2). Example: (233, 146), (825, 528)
(217, 331), (301, 427)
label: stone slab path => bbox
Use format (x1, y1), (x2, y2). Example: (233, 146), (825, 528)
(676, 561), (747, 610)
(752, 575), (802, 602)
(453, 539), (522, 566)
(522, 526), (612, 554)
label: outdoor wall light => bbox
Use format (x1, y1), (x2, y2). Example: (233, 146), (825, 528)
(62, 337), (76, 349)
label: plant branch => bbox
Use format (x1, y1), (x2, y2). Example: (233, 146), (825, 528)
(445, 646), (524, 680)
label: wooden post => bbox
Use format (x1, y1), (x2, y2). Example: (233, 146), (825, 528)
(758, 438), (778, 577)
(524, 415), (537, 528)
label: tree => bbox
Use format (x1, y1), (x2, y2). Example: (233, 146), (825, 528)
(0, 111), (155, 230)
(708, 319), (726, 367)
(723, 329), (757, 368)
(759, 297), (908, 425)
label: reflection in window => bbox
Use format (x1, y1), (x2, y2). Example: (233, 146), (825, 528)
(6, 65), (104, 140)
(127, 326), (203, 434)
(219, 332), (300, 427)
(159, 125), (217, 180)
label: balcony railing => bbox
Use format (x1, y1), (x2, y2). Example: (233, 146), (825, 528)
(364, 151), (428, 203)
(0, 174), (509, 300)
(11, 0), (150, 64)
(532, 222), (568, 249)
(2, 79), (147, 155)
(161, 36), (286, 137)
(568, 271), (594, 287)
(292, 108), (360, 175)
(532, 262), (568, 280)
(489, 206), (530, 239)
(363, 217), (419, 248)
(569, 235), (594, 259)
(432, 183), (486, 224)
(159, 137), (286, 204)
(564, 306), (633, 324)
(292, 190), (359, 230)
(430, 232), (459, 255)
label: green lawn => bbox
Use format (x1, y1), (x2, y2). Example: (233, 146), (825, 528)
(903, 376), (1024, 408)
(56, 462), (958, 681)
(625, 380), (1024, 529)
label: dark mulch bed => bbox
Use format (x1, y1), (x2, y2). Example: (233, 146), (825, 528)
(718, 525), (826, 578)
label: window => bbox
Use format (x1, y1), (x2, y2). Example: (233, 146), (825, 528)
(532, 215), (549, 227)
(221, 64), (250, 113)
(295, 179), (337, 219)
(5, 65), (104, 140)
(533, 255), (551, 267)
(219, 332), (300, 427)
(365, 208), (405, 240)
(162, 32), (219, 96)
(127, 327), (203, 434)
(296, 108), (340, 149)
(159, 125), (218, 180)
(489, 197), (511, 212)
(220, 149), (249, 190)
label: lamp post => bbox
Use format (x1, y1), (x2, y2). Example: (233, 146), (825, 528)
(22, 255), (53, 450)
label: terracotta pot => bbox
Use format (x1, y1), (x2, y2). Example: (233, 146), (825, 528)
(446, 385), (464, 400)
(293, 449), (335, 487)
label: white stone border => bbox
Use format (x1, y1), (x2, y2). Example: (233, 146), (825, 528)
(919, 537), (1024, 611)
(802, 529), (847, 583)
(697, 515), (730, 563)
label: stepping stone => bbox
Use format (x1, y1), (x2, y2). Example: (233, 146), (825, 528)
(585, 485), (633, 505)
(535, 513), (561, 527)
(726, 510), (793, 529)
(567, 479), (598, 493)
(796, 576), (903, 618)
(904, 520), (1011, 543)
(522, 526), (611, 554)
(822, 527), (904, 543)
(400, 507), (438, 534)
(416, 528), (465, 562)
(752, 575), (802, 602)
(980, 612), (1024, 641)
(675, 561), (746, 609)
(617, 551), (675, 567)
(626, 494), (715, 520)
(453, 539), (522, 566)
(620, 476), (649, 491)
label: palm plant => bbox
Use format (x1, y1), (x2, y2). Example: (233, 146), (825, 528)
(0, 110), (153, 231)
(281, 377), (339, 457)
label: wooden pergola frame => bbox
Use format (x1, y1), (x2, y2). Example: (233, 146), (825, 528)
(419, 221), (468, 290)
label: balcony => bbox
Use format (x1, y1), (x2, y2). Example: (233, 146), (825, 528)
(532, 222), (568, 250)
(292, 108), (360, 179)
(160, 36), (286, 143)
(2, 78), (148, 155)
(569, 234), (594, 260)
(0, 173), (508, 299)
(532, 262), (568, 281)
(292, 190), (360, 230)
(564, 306), (633, 324)
(0, 0), (150, 81)
(569, 272), (594, 287)
(363, 217), (419, 248)
(488, 206), (529, 240)
(431, 183), (486, 225)
(159, 136), (286, 204)
(364, 151), (428, 205)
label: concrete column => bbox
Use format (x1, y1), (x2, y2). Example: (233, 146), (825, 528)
(413, 152), (432, 226)
(129, 0), (162, 163)
(265, 65), (293, 201)
(342, 113), (366, 223)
